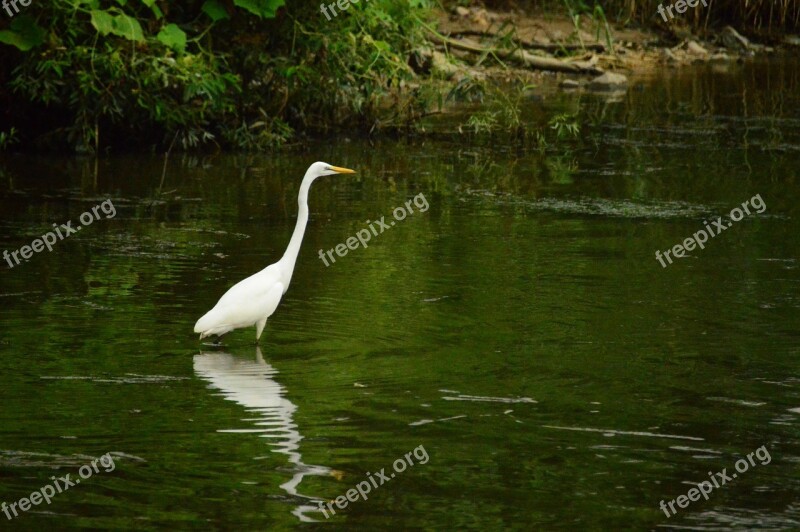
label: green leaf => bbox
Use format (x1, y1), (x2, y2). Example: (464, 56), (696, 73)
(138, 0), (162, 16)
(91, 10), (146, 41)
(157, 24), (187, 54)
(202, 0), (229, 21)
(90, 10), (115, 35)
(111, 14), (145, 42)
(373, 40), (391, 52)
(233, 0), (284, 19)
(0, 15), (46, 52)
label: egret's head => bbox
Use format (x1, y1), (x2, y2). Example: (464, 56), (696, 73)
(307, 161), (356, 180)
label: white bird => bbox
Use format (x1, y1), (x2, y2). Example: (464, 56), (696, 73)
(194, 161), (355, 343)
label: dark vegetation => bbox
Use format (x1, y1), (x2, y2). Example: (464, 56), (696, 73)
(0, 0), (797, 153)
(0, 0), (432, 152)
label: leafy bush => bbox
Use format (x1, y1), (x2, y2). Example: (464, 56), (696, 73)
(0, 0), (432, 152)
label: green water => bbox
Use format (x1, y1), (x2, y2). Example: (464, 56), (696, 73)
(1, 58), (799, 530)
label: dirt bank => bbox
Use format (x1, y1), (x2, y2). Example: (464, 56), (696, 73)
(422, 5), (798, 91)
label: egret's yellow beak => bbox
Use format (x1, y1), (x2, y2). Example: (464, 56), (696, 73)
(329, 165), (356, 174)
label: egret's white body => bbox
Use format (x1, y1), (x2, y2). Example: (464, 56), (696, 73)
(194, 162), (355, 342)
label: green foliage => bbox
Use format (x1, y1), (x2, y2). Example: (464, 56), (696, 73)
(89, 9), (145, 41)
(10, 39), (240, 151)
(229, 114), (294, 151)
(156, 24), (188, 54)
(533, 112), (581, 151)
(0, 127), (19, 150)
(466, 111), (499, 134)
(0, 0), (433, 152)
(213, 0), (434, 146)
(0, 15), (47, 51)
(549, 112), (581, 140)
(233, 0), (285, 18)
(590, 4), (613, 50)
(201, 0), (230, 22)
(562, 0), (613, 50)
(462, 78), (534, 136)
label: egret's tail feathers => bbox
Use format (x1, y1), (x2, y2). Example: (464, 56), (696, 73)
(196, 326), (233, 339)
(195, 312), (234, 341)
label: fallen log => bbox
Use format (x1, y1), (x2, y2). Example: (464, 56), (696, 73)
(428, 34), (604, 75)
(450, 30), (606, 53)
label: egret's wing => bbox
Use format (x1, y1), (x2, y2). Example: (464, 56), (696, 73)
(201, 281), (284, 331)
(216, 263), (282, 308)
(256, 282), (285, 320)
(195, 264), (283, 333)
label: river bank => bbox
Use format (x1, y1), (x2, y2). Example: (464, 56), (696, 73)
(425, 6), (799, 91)
(0, 1), (798, 153)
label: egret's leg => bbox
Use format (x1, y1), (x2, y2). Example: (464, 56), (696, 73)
(255, 318), (267, 343)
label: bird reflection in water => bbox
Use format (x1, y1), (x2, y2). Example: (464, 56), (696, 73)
(193, 348), (332, 522)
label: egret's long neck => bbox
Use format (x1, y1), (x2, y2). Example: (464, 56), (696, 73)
(278, 175), (314, 280)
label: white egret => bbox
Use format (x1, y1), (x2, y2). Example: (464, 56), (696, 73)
(194, 161), (355, 342)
